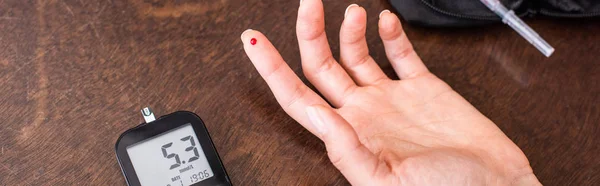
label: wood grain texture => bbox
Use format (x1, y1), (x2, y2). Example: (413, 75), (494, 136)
(0, 0), (598, 185)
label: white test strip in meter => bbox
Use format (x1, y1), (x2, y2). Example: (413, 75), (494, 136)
(141, 107), (156, 123)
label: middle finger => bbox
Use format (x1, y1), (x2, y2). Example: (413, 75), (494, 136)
(297, 0), (357, 107)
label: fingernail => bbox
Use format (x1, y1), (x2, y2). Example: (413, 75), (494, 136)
(306, 106), (327, 135)
(344, 4), (359, 18)
(379, 9), (390, 19)
(241, 29), (253, 42)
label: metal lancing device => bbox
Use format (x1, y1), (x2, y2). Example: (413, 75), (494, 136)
(115, 107), (232, 186)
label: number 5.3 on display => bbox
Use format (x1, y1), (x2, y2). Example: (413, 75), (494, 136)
(162, 135), (201, 170)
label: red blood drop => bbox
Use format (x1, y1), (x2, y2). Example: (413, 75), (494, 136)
(250, 38), (257, 45)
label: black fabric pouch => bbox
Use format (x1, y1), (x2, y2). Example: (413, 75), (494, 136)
(389, 0), (600, 27)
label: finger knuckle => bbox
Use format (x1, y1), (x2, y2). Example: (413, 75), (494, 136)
(391, 45), (415, 62)
(345, 54), (371, 69)
(304, 55), (335, 76)
(264, 62), (285, 81)
(297, 22), (325, 41)
(283, 83), (309, 109)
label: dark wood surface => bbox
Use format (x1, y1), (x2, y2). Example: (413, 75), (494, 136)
(0, 0), (599, 185)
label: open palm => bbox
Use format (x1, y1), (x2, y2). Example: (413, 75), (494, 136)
(241, 0), (540, 185)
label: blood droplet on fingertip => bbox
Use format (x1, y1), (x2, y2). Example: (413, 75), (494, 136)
(250, 38), (257, 45)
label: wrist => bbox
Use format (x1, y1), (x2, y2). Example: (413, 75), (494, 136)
(474, 149), (540, 186)
(485, 168), (541, 186)
(508, 172), (542, 186)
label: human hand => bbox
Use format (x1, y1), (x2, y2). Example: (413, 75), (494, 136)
(241, 0), (541, 185)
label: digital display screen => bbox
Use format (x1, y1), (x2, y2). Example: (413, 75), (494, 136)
(127, 124), (214, 186)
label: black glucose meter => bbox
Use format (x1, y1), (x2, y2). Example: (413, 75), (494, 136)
(115, 108), (231, 186)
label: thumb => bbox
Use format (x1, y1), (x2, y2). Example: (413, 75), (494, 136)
(306, 105), (389, 185)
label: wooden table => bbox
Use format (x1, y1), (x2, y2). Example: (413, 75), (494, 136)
(1, 0), (598, 185)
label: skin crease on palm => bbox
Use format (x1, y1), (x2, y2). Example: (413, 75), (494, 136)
(241, 0), (542, 185)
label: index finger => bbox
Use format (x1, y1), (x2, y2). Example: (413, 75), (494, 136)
(241, 29), (329, 135)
